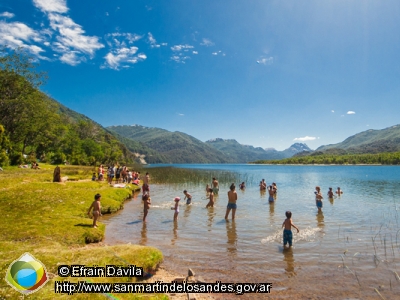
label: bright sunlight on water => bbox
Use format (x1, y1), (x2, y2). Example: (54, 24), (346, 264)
(103, 165), (400, 299)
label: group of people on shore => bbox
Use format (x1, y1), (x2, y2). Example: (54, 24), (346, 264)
(94, 164), (141, 185)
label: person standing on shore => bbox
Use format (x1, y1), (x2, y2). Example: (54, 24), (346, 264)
(315, 186), (323, 212)
(212, 177), (219, 195)
(225, 183), (238, 220)
(87, 193), (102, 228)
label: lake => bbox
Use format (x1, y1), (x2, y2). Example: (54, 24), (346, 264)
(103, 165), (400, 299)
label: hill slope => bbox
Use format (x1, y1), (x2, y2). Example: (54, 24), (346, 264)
(316, 125), (400, 154)
(108, 125), (233, 163)
(206, 138), (311, 162)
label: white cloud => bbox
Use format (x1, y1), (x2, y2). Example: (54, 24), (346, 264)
(170, 55), (190, 64)
(103, 46), (146, 70)
(33, 0), (68, 14)
(178, 113), (184, 116)
(161, 42), (168, 46)
(48, 13), (103, 57)
(0, 12), (15, 18)
(211, 52), (218, 55)
(0, 21), (46, 57)
(331, 110), (334, 113)
(257, 57), (273, 65)
(293, 136), (317, 142)
(148, 32), (160, 48)
(200, 38), (214, 46)
(347, 111), (356, 115)
(59, 51), (80, 65)
(193, 51), (198, 54)
(171, 44), (194, 51)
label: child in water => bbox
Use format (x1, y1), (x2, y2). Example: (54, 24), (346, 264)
(327, 187), (334, 198)
(171, 197), (180, 221)
(206, 188), (214, 208)
(282, 211), (300, 248)
(183, 190), (192, 205)
(315, 186), (323, 212)
(87, 193), (102, 228)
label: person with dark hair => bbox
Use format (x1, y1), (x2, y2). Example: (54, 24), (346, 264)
(183, 190), (192, 205)
(225, 183), (238, 220)
(267, 185), (275, 202)
(315, 186), (323, 212)
(206, 188), (215, 208)
(282, 211), (299, 248)
(87, 194), (102, 228)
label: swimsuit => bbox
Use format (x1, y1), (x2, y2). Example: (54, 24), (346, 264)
(316, 200), (323, 208)
(268, 196), (274, 202)
(283, 229), (293, 246)
(186, 198), (192, 204)
(227, 203), (237, 209)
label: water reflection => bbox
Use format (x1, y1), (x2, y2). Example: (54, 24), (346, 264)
(316, 212), (325, 231)
(269, 202), (275, 219)
(184, 203), (192, 218)
(140, 222), (147, 245)
(207, 207), (216, 230)
(283, 248), (296, 277)
(328, 197), (334, 205)
(226, 220), (237, 255)
(171, 221), (178, 245)
(260, 190), (266, 198)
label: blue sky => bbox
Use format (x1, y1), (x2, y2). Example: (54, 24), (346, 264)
(1, 0), (399, 150)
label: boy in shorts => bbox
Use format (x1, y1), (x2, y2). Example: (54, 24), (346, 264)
(183, 190), (192, 205)
(282, 211), (299, 248)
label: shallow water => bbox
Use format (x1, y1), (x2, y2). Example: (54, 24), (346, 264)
(103, 165), (400, 298)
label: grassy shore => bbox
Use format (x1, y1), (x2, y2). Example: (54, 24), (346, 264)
(0, 164), (165, 299)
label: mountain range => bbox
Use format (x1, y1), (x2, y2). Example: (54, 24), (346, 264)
(107, 125), (312, 164)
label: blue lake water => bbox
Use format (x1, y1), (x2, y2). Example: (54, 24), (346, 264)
(104, 165), (400, 298)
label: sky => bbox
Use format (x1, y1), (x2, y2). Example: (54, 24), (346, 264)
(1, 0), (400, 150)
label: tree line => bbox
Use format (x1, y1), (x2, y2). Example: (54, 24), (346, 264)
(0, 49), (136, 166)
(253, 151), (400, 165)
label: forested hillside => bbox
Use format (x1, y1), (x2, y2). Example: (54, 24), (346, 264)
(0, 49), (136, 166)
(108, 125), (233, 163)
(316, 125), (400, 154)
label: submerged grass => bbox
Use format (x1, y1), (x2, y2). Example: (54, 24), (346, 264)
(0, 164), (165, 299)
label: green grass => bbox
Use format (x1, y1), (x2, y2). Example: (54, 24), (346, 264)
(0, 164), (165, 299)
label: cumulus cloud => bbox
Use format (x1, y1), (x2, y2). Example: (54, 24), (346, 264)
(200, 38), (214, 46)
(170, 54), (190, 64)
(48, 13), (103, 57)
(0, 21), (46, 57)
(33, 0), (68, 14)
(193, 51), (198, 54)
(178, 113), (184, 116)
(347, 111), (356, 115)
(0, 12), (15, 18)
(257, 56), (273, 65)
(331, 110), (334, 113)
(293, 136), (318, 142)
(211, 52), (218, 55)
